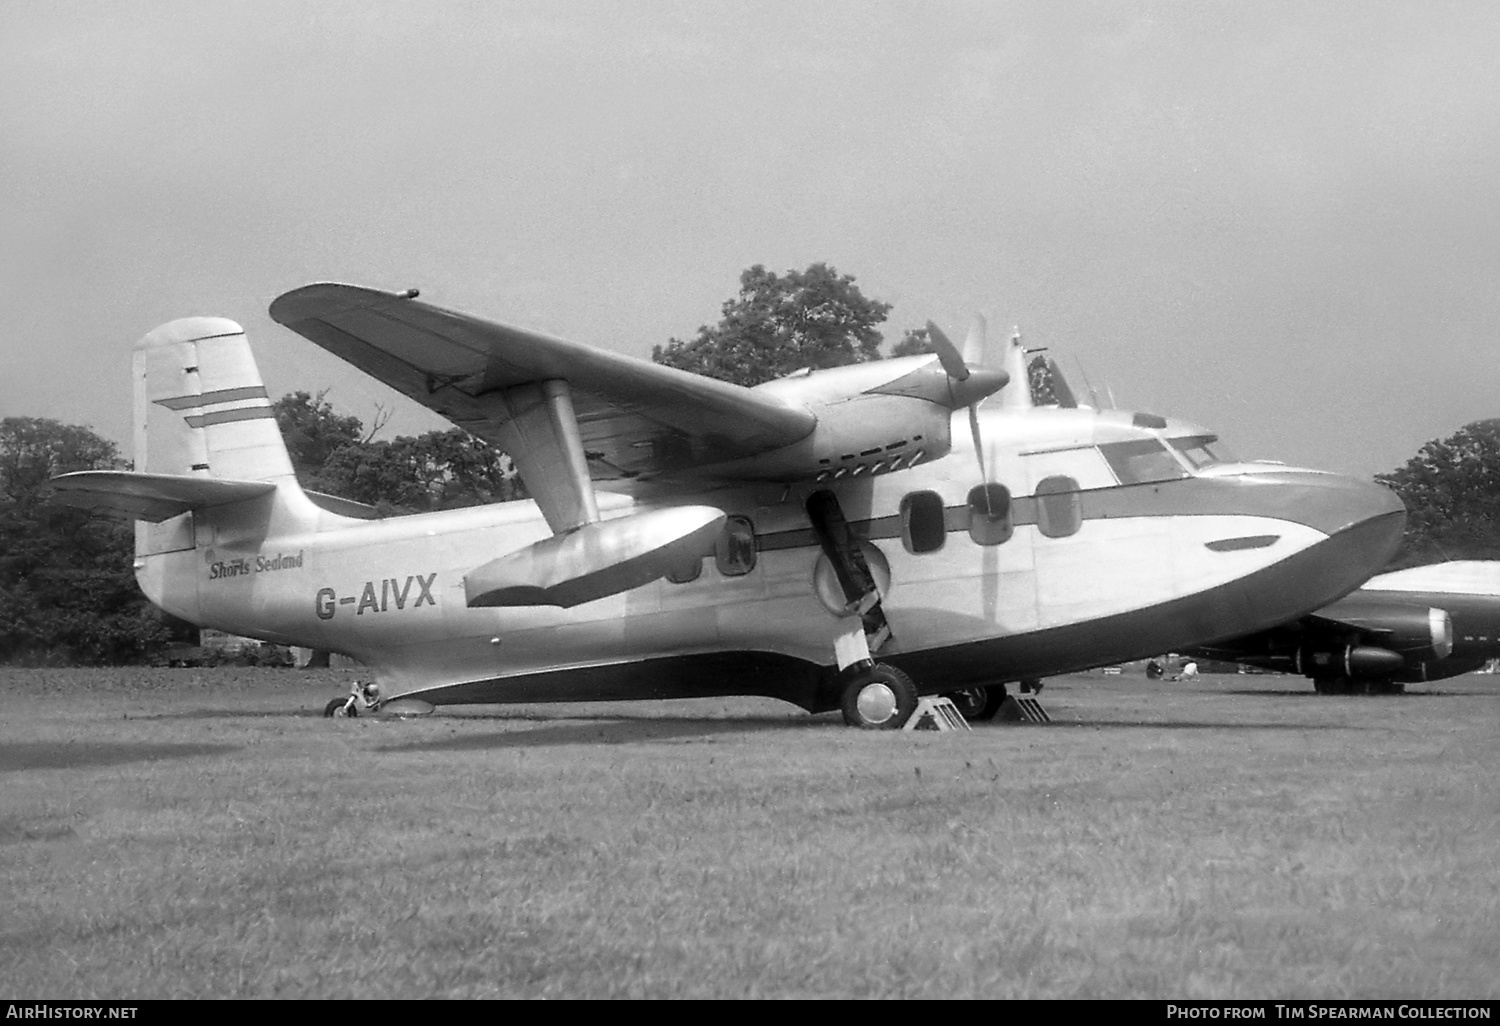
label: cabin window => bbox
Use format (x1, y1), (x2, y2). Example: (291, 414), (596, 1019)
(1169, 434), (1237, 470)
(1098, 438), (1190, 485)
(1036, 476), (1082, 538)
(665, 553), (703, 584)
(900, 491), (946, 554)
(714, 515), (757, 576)
(967, 483), (1013, 546)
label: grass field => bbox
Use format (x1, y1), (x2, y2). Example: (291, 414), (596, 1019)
(2, 666), (1497, 999)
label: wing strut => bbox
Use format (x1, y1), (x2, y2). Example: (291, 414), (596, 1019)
(488, 379), (597, 533)
(461, 377), (729, 608)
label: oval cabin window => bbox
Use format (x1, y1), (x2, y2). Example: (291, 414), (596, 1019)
(900, 491), (946, 554)
(967, 483), (1013, 546)
(715, 515), (757, 576)
(1035, 476), (1082, 538)
(665, 553), (703, 584)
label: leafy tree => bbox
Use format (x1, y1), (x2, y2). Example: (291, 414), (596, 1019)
(1029, 355), (1064, 407)
(272, 394), (521, 515)
(652, 263), (891, 386)
(1375, 419), (1500, 568)
(273, 391), (367, 492)
(889, 327), (934, 358)
(0, 417), (174, 664)
(321, 429), (519, 515)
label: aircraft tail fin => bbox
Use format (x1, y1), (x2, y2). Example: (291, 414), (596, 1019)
(999, 328), (1032, 410)
(134, 317), (298, 483)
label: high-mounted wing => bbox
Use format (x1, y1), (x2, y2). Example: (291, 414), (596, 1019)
(269, 284), (816, 481)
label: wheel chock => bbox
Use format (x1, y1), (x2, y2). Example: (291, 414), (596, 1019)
(998, 694), (1051, 724)
(903, 696), (971, 731)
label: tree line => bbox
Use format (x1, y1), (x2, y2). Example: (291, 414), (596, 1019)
(2, 263), (1495, 664)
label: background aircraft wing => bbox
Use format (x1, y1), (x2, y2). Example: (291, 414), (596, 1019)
(269, 283), (816, 479)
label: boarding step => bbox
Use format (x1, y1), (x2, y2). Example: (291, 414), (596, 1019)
(998, 694), (1051, 724)
(903, 696), (971, 732)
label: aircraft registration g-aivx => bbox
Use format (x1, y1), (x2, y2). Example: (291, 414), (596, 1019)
(52, 284), (1406, 727)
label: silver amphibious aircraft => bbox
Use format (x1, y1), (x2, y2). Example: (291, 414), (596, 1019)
(51, 284), (1406, 727)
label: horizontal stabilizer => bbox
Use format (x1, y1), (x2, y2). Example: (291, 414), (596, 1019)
(465, 506), (725, 608)
(48, 471), (275, 522)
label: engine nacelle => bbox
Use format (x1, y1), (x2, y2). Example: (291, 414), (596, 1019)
(1292, 604), (1453, 680)
(698, 354), (1006, 483)
(1296, 644), (1404, 680)
(702, 392), (956, 482)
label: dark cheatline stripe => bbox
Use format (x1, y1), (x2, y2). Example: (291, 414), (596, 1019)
(754, 473), (1399, 551)
(184, 407), (276, 428)
(1205, 535), (1280, 552)
(154, 385), (269, 411)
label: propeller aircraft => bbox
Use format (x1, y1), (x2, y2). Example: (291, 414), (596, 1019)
(1190, 560), (1500, 694)
(51, 284), (1407, 727)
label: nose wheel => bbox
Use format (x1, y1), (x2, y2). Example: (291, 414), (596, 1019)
(841, 663), (919, 729)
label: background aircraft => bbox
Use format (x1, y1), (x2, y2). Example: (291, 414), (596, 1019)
(1189, 561), (1500, 694)
(52, 284), (1404, 727)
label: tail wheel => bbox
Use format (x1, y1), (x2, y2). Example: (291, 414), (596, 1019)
(324, 698), (357, 718)
(841, 663), (919, 729)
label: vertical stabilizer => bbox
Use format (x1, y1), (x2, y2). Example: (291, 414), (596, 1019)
(131, 318), (323, 618)
(999, 327), (1032, 410)
(135, 318), (296, 483)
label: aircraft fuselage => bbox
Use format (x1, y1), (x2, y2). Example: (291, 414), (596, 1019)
(136, 406), (1405, 712)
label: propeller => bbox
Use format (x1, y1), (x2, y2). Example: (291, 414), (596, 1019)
(926, 318), (1006, 492)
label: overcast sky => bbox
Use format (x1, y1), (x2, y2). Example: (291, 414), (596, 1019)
(3, 0), (1497, 479)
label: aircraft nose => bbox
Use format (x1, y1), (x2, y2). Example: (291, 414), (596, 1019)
(1232, 470), (1406, 624)
(1303, 474), (1406, 543)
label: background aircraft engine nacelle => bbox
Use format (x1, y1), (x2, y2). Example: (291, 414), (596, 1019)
(1297, 645), (1405, 680)
(1294, 605), (1453, 679)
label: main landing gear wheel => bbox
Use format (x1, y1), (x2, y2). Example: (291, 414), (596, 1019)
(1313, 676), (1349, 695)
(1314, 676), (1405, 695)
(324, 698), (356, 718)
(943, 684), (1007, 722)
(841, 663), (919, 729)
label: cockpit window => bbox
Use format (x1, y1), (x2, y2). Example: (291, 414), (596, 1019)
(1169, 435), (1236, 470)
(1098, 438), (1190, 484)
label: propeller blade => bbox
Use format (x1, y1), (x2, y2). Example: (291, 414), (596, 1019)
(968, 401), (986, 482)
(925, 321), (970, 382)
(961, 314), (987, 367)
